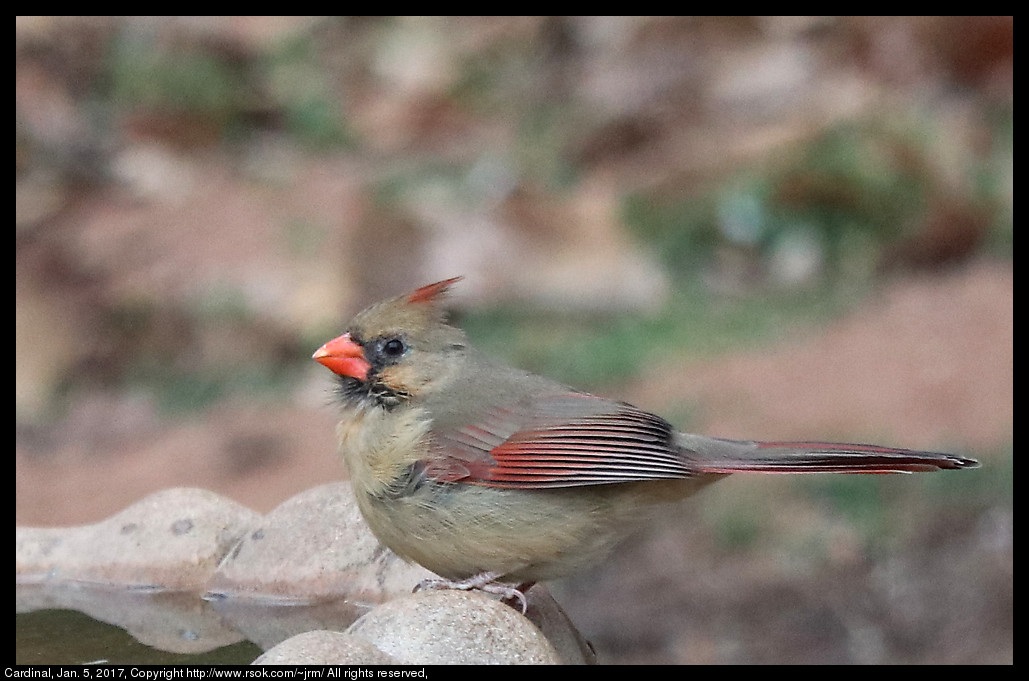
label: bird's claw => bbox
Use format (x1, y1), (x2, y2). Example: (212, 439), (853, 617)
(415, 571), (528, 614)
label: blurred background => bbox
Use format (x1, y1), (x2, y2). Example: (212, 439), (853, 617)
(16, 17), (1011, 663)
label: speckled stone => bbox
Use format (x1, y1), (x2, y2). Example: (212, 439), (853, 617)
(345, 590), (561, 665)
(253, 630), (396, 665)
(207, 482), (434, 602)
(16, 487), (259, 590)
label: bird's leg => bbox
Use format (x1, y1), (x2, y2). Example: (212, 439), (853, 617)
(415, 571), (532, 614)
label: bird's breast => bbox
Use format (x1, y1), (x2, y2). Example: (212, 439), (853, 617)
(336, 404), (433, 500)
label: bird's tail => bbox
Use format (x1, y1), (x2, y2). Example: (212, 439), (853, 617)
(676, 433), (979, 474)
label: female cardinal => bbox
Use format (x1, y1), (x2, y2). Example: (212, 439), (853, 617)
(313, 277), (977, 606)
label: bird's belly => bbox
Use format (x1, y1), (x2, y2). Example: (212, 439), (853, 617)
(356, 479), (698, 583)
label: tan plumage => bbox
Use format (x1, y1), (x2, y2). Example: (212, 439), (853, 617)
(314, 278), (978, 595)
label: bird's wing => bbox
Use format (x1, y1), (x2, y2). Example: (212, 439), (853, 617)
(425, 393), (695, 488)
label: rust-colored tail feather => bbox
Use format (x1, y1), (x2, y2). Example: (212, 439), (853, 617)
(693, 440), (979, 475)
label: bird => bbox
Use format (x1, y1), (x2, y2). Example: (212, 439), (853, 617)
(313, 277), (978, 610)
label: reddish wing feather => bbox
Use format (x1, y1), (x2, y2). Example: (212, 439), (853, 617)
(427, 393), (694, 489)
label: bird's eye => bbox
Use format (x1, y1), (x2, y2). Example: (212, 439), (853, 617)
(381, 337), (406, 357)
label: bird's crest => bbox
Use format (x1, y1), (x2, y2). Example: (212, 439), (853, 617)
(346, 276), (465, 343)
(406, 277), (463, 304)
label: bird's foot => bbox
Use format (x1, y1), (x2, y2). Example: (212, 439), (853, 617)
(415, 571), (532, 614)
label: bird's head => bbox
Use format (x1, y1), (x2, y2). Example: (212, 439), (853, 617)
(313, 277), (467, 407)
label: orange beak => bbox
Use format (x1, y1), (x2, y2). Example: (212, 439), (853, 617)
(312, 333), (372, 381)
